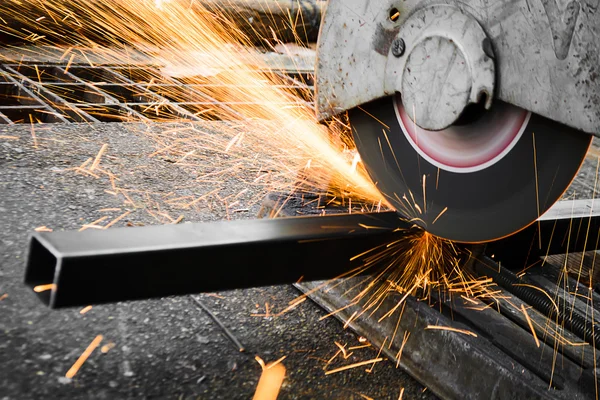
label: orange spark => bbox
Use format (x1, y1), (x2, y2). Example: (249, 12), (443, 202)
(79, 306), (93, 315)
(65, 53), (75, 73)
(79, 216), (109, 231)
(90, 144), (108, 171)
(252, 358), (286, 400)
(65, 335), (103, 379)
(395, 332), (410, 368)
(324, 358), (384, 375)
(100, 342), (116, 354)
(59, 46), (73, 61)
(398, 388), (405, 400)
(33, 284), (56, 293)
(348, 344), (371, 350)
(425, 325), (478, 337)
(103, 211), (132, 229)
(520, 304), (540, 347)
(366, 337), (387, 373)
(29, 114), (37, 148)
(432, 207), (448, 225)
(334, 342), (353, 359)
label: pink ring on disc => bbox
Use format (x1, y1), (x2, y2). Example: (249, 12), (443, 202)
(394, 95), (531, 173)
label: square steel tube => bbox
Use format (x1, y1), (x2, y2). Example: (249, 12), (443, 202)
(25, 212), (403, 308)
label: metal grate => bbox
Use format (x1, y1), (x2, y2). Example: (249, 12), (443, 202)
(0, 63), (314, 124)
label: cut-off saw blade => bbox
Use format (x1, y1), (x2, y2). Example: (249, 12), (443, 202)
(349, 95), (592, 243)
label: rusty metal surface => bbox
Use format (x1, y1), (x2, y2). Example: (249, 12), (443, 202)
(315, 0), (600, 136)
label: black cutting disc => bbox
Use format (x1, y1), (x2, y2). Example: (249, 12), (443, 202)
(350, 95), (592, 243)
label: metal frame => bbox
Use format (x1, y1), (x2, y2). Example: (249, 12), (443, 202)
(0, 63), (314, 123)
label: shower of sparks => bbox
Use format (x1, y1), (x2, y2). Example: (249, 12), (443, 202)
(4, 2), (600, 393)
(330, 227), (496, 330)
(0, 0), (384, 209)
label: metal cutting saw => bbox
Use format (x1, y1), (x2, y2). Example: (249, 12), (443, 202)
(23, 0), (600, 309)
(314, 0), (599, 243)
(18, 4), (600, 397)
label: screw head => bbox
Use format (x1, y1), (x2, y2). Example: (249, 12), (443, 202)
(392, 38), (405, 57)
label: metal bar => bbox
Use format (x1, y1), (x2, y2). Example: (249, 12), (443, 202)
(486, 199), (600, 268)
(0, 69), (69, 123)
(471, 256), (600, 348)
(103, 65), (300, 120)
(0, 111), (12, 124)
(528, 259), (600, 306)
(54, 66), (155, 123)
(484, 284), (598, 369)
(442, 294), (584, 391)
(2, 66), (99, 122)
(104, 67), (202, 122)
(0, 62), (314, 123)
(25, 211), (403, 308)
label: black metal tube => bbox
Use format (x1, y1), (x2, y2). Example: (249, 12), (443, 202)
(25, 212), (404, 308)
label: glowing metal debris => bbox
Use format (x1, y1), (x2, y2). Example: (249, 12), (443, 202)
(65, 335), (103, 379)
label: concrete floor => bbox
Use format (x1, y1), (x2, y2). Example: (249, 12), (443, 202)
(0, 123), (435, 399)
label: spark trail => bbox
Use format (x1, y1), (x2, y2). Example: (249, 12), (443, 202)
(0, 0), (384, 206)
